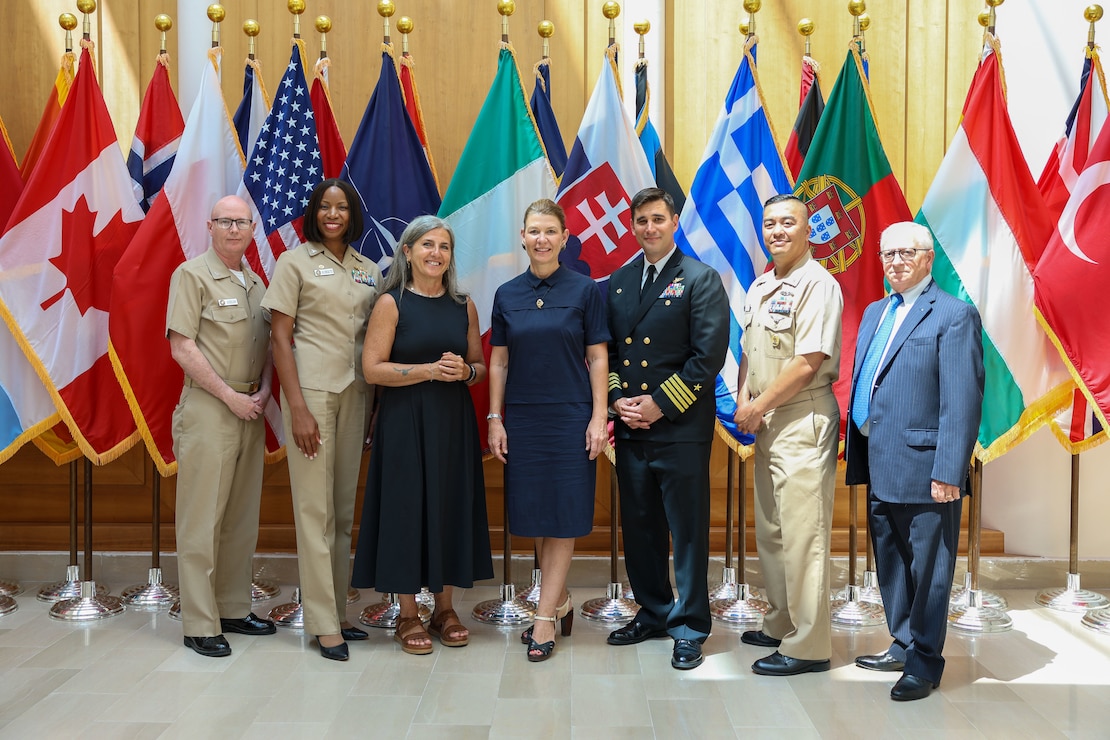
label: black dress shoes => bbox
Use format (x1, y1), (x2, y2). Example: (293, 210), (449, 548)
(741, 630), (782, 648)
(341, 626), (369, 641)
(891, 673), (938, 701)
(855, 652), (905, 672)
(316, 638), (350, 662)
(183, 635), (232, 657)
(671, 639), (704, 670)
(607, 620), (668, 646)
(752, 651), (831, 676)
(220, 613), (277, 636)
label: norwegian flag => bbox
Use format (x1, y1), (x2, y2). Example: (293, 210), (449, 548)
(127, 56), (184, 212)
(238, 41), (322, 281)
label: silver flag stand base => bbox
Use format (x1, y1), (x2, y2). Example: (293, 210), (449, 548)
(0, 578), (23, 597)
(50, 580), (124, 621)
(270, 587), (306, 630)
(515, 568), (542, 606)
(950, 572), (1007, 611)
(830, 584), (886, 629)
(1081, 605), (1110, 633)
(361, 592), (431, 629)
(169, 600), (181, 621)
(708, 566), (760, 602)
(37, 565), (107, 603)
(120, 567), (178, 610)
(580, 582), (639, 622)
(0, 595), (16, 616)
(858, 570), (884, 605)
(1035, 572), (1109, 613)
(347, 588), (360, 605)
(472, 583), (535, 626)
(710, 582), (769, 627)
(251, 578), (281, 602)
(948, 588), (1013, 634)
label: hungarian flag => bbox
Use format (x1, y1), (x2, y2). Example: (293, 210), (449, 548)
(922, 39), (1071, 462)
(0, 46), (142, 464)
(399, 49), (440, 186)
(341, 45), (441, 272)
(675, 40), (791, 452)
(635, 56), (685, 214)
(231, 59), (270, 161)
(311, 57), (347, 179)
(21, 51), (76, 181)
(794, 46), (912, 441)
(530, 57), (568, 180)
(110, 48), (246, 475)
(127, 55), (184, 212)
(784, 53), (824, 180)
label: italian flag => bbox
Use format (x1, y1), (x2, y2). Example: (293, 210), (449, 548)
(918, 40), (1072, 462)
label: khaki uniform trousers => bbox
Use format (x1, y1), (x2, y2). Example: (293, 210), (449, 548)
(753, 388), (839, 661)
(173, 386), (265, 637)
(282, 382), (367, 636)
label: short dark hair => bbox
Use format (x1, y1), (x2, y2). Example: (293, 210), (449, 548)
(630, 187), (676, 218)
(302, 178), (364, 245)
(764, 193), (808, 213)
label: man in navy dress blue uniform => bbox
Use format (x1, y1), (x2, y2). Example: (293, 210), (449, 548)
(604, 187), (729, 670)
(845, 221), (984, 701)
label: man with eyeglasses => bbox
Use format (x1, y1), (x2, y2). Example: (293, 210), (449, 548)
(735, 194), (843, 677)
(167, 195), (277, 657)
(845, 221), (983, 701)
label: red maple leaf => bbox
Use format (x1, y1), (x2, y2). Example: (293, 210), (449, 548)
(41, 195), (140, 315)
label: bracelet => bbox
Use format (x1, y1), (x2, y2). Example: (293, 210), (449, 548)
(466, 363), (477, 383)
(486, 413), (502, 421)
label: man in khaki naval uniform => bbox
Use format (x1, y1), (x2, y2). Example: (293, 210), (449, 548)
(735, 194), (843, 676)
(168, 195), (276, 658)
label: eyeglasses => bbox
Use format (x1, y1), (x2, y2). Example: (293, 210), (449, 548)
(213, 218), (253, 231)
(878, 248), (930, 263)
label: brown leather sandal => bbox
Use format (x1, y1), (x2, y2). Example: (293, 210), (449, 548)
(393, 615), (433, 655)
(428, 608), (469, 647)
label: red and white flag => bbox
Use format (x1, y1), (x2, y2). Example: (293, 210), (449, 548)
(310, 57), (347, 179)
(0, 46), (142, 463)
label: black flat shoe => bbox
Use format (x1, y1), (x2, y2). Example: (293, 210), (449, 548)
(671, 639), (704, 670)
(855, 652), (905, 672)
(891, 673), (938, 701)
(740, 630), (781, 648)
(341, 626), (369, 641)
(316, 637), (350, 662)
(752, 651), (831, 676)
(220, 613), (277, 636)
(183, 635), (231, 657)
(607, 620), (667, 646)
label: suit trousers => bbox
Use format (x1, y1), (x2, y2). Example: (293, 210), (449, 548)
(869, 493), (962, 684)
(282, 383), (367, 636)
(616, 439), (712, 640)
(753, 390), (839, 660)
(173, 387), (265, 637)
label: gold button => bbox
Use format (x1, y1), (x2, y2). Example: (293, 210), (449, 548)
(622, 382), (629, 389)
(641, 360), (648, 367)
(641, 383), (648, 390)
(623, 360), (630, 366)
(665, 300), (671, 306)
(625, 337), (632, 345)
(643, 337), (651, 345)
(616, 288), (623, 294)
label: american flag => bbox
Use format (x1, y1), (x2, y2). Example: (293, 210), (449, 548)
(239, 41), (322, 281)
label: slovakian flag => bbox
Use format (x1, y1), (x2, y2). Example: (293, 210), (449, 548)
(557, 48), (655, 285)
(784, 53), (824, 181)
(530, 57), (568, 180)
(21, 51), (76, 181)
(110, 48), (259, 475)
(0, 46), (142, 464)
(127, 55), (184, 213)
(675, 40), (791, 451)
(399, 49), (440, 185)
(341, 45), (441, 273)
(635, 56), (686, 215)
(231, 59), (270, 163)
(310, 57), (347, 179)
(794, 45), (913, 442)
(239, 41), (323, 282)
(922, 38), (1071, 462)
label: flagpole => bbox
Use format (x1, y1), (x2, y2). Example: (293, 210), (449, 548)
(580, 464), (640, 622)
(800, 17), (813, 56)
(61, 12), (76, 53)
(499, 0), (513, 44)
(603, 2), (619, 47)
(379, 0), (394, 44)
(711, 455), (770, 625)
(948, 460), (1012, 633)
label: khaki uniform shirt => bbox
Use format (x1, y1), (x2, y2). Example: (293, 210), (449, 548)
(741, 255), (842, 399)
(261, 242), (382, 393)
(166, 248), (268, 386)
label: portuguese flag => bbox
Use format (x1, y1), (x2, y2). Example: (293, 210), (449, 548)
(794, 46), (912, 442)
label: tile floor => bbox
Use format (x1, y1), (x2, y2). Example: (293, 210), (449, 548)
(0, 557), (1109, 739)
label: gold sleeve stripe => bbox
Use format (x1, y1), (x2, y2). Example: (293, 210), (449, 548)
(661, 374), (696, 412)
(608, 372), (622, 391)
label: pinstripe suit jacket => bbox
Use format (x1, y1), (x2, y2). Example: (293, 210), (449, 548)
(844, 280), (984, 503)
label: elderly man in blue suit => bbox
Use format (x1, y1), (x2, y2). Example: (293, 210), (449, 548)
(845, 221), (983, 702)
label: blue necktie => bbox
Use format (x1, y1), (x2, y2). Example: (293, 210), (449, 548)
(851, 293), (903, 430)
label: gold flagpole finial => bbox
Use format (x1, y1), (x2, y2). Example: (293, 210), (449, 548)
(207, 5), (225, 48)
(398, 17), (414, 56)
(798, 18), (815, 56)
(60, 13), (78, 53)
(848, 0), (866, 39)
(985, 0), (1004, 35)
(858, 12), (871, 53)
(155, 14), (172, 55)
(288, 0), (305, 39)
(76, 0), (96, 41)
(498, 2), (516, 44)
(378, 1), (395, 44)
(316, 16), (331, 59)
(603, 3), (620, 47)
(633, 20), (649, 60)
(1086, 5), (1103, 48)
(743, 0), (761, 38)
(538, 20), (554, 59)
(244, 20), (260, 59)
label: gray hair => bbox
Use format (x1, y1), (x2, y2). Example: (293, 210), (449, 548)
(380, 215), (467, 305)
(880, 221), (934, 252)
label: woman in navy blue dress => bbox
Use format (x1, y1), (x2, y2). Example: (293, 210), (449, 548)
(487, 199), (610, 662)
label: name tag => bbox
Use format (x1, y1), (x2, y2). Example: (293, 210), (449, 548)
(217, 298), (239, 307)
(314, 267), (336, 277)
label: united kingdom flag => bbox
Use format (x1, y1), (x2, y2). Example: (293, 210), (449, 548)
(238, 41), (322, 281)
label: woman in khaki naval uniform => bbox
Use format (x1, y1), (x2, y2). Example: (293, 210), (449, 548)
(263, 179), (382, 661)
